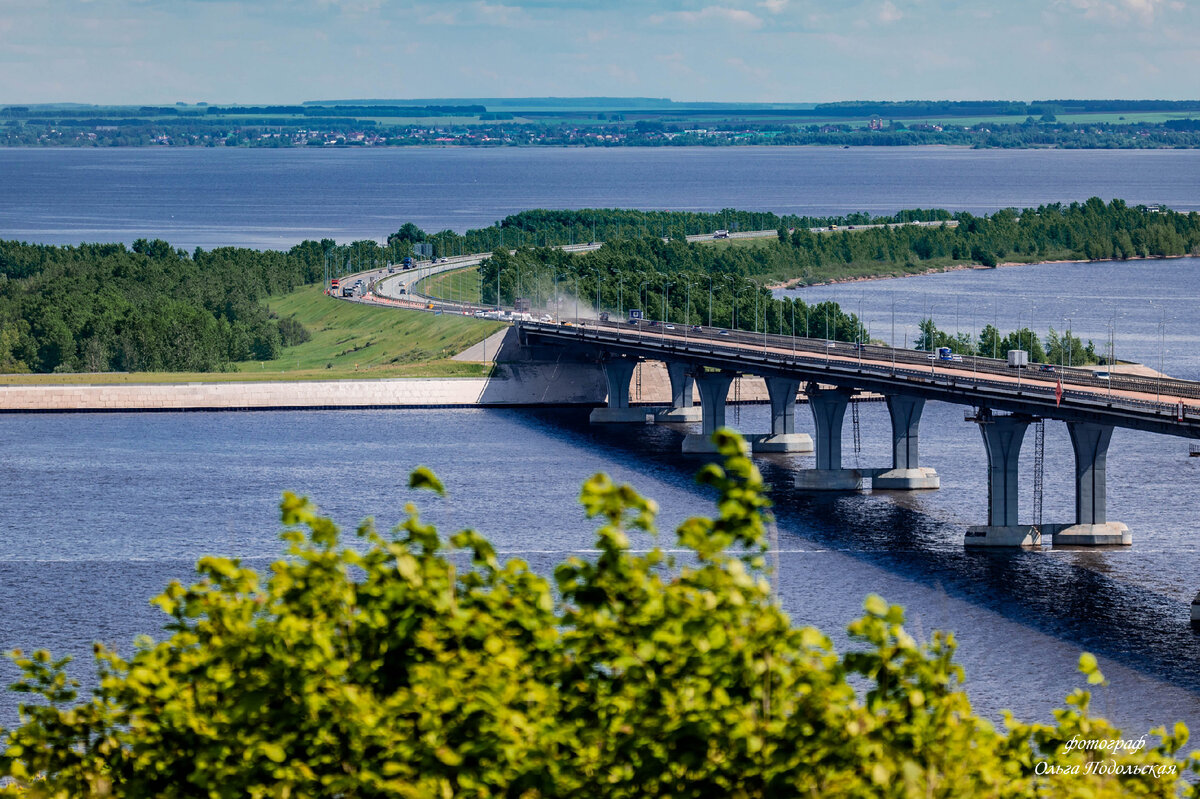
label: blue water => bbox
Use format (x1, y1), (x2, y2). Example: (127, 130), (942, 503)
(785, 256), (1200, 381)
(2, 406), (1199, 736)
(3, 145), (1200, 740)
(3, 147), (1200, 249)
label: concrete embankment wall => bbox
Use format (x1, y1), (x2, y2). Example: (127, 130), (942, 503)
(0, 362), (610, 414)
(0, 327), (877, 414)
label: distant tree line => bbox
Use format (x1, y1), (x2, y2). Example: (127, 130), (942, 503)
(776, 198), (1200, 270)
(916, 318), (1099, 365)
(392, 208), (953, 259)
(478, 237), (868, 343)
(13, 112), (1200, 149)
(465, 199), (1197, 343)
(0, 239), (326, 374)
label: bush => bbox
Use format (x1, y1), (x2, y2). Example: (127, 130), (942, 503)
(1, 431), (1196, 797)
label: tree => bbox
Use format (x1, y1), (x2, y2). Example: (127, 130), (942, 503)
(2, 432), (1195, 797)
(978, 323), (1003, 360)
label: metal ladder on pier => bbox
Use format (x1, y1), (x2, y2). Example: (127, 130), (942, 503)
(851, 398), (863, 468)
(1032, 419), (1045, 537)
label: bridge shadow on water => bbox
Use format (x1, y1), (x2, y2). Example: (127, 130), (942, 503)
(510, 408), (1200, 699)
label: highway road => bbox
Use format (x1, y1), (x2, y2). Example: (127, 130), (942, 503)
(520, 318), (1200, 436)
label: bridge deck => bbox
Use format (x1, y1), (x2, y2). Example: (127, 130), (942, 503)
(520, 320), (1200, 439)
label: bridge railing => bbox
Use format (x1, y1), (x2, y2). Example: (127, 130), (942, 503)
(523, 319), (1200, 424)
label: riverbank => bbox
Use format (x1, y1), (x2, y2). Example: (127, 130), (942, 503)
(0, 364), (600, 413)
(769, 253), (1191, 290)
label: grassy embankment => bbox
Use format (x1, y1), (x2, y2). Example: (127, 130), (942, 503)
(419, 268), (484, 304)
(0, 285), (504, 385)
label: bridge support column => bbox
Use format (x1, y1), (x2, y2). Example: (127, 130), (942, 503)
(654, 362), (703, 422)
(749, 377), (813, 453)
(794, 384), (864, 491)
(589, 357), (647, 423)
(683, 371), (737, 453)
(1050, 422), (1130, 546)
(966, 412), (1040, 547)
(873, 395), (940, 490)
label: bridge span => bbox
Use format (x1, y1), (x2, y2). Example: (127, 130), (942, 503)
(519, 319), (1200, 564)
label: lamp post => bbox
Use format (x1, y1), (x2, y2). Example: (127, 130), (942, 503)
(708, 275), (714, 328)
(684, 281), (693, 341)
(790, 298), (796, 356)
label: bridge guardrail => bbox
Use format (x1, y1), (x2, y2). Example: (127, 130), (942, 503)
(521, 320), (1200, 428)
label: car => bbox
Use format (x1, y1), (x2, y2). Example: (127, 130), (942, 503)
(691, 325), (702, 332)
(717, 329), (730, 336)
(665, 325), (675, 330)
(1039, 364), (1056, 373)
(627, 318), (640, 325)
(648, 320), (660, 327)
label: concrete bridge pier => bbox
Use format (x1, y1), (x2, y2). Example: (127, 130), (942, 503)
(965, 411), (1040, 547)
(873, 395), (940, 490)
(588, 356), (647, 423)
(682, 370), (737, 454)
(654, 362), (703, 422)
(794, 383), (865, 491)
(747, 377), (813, 453)
(1050, 422), (1130, 546)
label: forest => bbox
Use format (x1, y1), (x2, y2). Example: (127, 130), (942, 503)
(0, 239), (325, 373)
(471, 199), (1199, 349)
(2, 199), (1194, 374)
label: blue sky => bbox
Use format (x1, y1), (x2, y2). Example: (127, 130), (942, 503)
(1, 0), (1197, 104)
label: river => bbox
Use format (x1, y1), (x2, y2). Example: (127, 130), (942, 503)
(1, 145), (1199, 737)
(3, 146), (1200, 249)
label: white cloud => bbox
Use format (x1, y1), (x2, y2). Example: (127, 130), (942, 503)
(650, 6), (764, 29)
(1058, 0), (1172, 25)
(725, 56), (768, 79)
(473, 0), (525, 27)
(759, 0), (788, 13)
(878, 0), (902, 24)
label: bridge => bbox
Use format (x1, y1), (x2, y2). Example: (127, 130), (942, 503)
(519, 319), (1200, 560)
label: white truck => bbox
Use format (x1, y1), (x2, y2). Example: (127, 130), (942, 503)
(1007, 349), (1029, 368)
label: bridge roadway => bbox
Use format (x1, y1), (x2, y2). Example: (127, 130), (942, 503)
(519, 318), (1200, 590)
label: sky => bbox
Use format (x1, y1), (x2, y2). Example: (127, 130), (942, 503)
(0, 0), (1198, 104)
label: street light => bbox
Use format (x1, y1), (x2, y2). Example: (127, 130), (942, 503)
(708, 275), (714, 328)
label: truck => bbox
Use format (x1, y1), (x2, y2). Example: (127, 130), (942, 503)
(330, 278), (340, 294)
(402, 256), (414, 269)
(713, 230), (730, 239)
(929, 346), (963, 363)
(1007, 349), (1029, 368)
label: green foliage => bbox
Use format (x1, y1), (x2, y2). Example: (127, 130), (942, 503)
(478, 237), (869, 341)
(0, 239), (326, 373)
(2, 432), (1198, 797)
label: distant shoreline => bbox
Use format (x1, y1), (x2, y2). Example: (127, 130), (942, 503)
(772, 253), (1192, 291)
